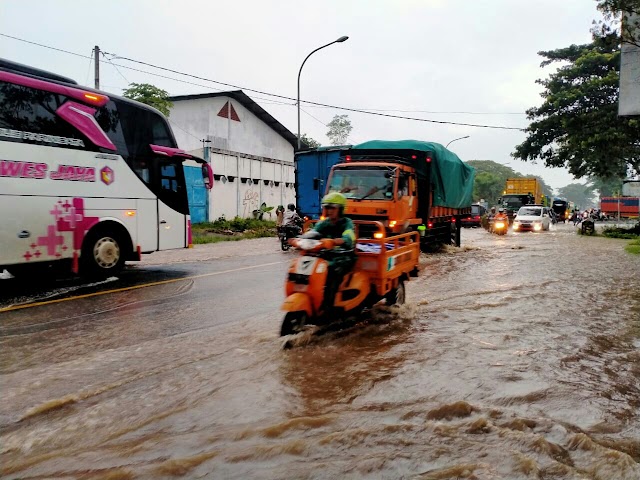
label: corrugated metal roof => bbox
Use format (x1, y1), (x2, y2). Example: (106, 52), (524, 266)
(169, 90), (303, 150)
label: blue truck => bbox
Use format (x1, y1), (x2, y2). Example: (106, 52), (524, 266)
(294, 145), (351, 219)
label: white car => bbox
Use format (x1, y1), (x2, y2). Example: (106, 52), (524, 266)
(513, 206), (551, 232)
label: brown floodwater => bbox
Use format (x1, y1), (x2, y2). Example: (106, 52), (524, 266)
(1, 224), (639, 479)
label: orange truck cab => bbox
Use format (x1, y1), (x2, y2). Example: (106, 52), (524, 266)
(323, 140), (475, 250)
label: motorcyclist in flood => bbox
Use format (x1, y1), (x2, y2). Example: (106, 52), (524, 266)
(314, 192), (357, 315)
(282, 203), (302, 228)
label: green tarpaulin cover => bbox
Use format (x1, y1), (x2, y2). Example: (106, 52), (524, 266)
(351, 140), (476, 209)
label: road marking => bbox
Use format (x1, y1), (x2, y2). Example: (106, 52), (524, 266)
(0, 261), (285, 313)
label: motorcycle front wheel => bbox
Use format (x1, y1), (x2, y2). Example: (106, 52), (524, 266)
(280, 311), (308, 336)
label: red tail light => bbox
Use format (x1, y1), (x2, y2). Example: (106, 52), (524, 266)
(426, 157), (432, 163)
(427, 222), (433, 228)
(345, 155), (352, 162)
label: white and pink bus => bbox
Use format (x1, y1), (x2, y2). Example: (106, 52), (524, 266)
(0, 59), (213, 278)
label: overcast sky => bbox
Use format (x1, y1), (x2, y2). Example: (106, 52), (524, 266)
(1, 0), (605, 192)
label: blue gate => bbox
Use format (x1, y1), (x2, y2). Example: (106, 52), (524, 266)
(184, 165), (209, 223)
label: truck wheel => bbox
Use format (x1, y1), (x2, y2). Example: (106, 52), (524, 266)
(385, 280), (406, 306)
(80, 227), (127, 279)
(280, 312), (308, 336)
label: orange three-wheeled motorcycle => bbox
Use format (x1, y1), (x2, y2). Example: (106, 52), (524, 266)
(280, 221), (420, 336)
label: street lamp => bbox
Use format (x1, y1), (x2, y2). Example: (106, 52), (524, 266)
(445, 135), (470, 148)
(297, 36), (349, 149)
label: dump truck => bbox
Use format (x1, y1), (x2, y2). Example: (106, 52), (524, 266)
(499, 177), (547, 222)
(323, 140), (475, 250)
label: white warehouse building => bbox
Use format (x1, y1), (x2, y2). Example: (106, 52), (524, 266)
(168, 91), (298, 222)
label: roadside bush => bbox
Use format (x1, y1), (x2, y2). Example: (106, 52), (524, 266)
(601, 223), (640, 240)
(191, 217), (277, 244)
(194, 217), (276, 233)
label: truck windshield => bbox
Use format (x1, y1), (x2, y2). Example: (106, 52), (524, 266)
(328, 167), (393, 200)
(503, 196), (528, 207)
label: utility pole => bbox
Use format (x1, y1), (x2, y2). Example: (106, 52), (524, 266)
(94, 45), (100, 89)
(201, 138), (211, 162)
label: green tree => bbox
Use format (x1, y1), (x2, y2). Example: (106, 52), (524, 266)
(326, 114), (352, 146)
(300, 133), (321, 149)
(473, 172), (504, 203)
(513, 27), (640, 178)
(557, 183), (596, 208)
(466, 160), (520, 203)
(597, 0), (640, 45)
(590, 175), (625, 197)
(122, 83), (173, 117)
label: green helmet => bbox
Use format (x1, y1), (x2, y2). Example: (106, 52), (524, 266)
(322, 192), (347, 208)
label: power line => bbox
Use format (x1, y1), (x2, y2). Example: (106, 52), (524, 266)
(101, 52), (130, 84)
(305, 105), (527, 115)
(83, 49), (94, 85)
(168, 119), (202, 141)
(301, 107), (328, 126)
(1, 32), (525, 131)
(0, 33), (92, 59)
(107, 54), (524, 131)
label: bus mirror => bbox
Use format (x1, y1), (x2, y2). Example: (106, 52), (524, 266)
(202, 163), (214, 190)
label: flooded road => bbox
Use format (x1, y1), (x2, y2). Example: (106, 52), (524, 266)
(1, 225), (639, 479)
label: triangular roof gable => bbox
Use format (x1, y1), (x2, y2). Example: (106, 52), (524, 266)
(170, 90), (301, 149)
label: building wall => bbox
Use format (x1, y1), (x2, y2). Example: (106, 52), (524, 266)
(185, 149), (295, 221)
(170, 95), (296, 220)
(169, 96), (293, 161)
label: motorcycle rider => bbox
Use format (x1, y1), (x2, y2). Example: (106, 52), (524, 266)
(282, 203), (302, 228)
(493, 208), (508, 231)
(313, 192), (357, 316)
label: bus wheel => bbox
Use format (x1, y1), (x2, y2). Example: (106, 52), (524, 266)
(81, 228), (126, 278)
(385, 279), (406, 306)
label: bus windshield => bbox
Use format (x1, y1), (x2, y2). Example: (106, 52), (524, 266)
(328, 167), (394, 200)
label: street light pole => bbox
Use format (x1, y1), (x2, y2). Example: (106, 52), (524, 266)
(297, 36), (349, 150)
(445, 135), (470, 148)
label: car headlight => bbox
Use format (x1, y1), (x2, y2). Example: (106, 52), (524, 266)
(534, 224), (542, 231)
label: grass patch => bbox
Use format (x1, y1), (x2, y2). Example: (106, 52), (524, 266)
(600, 223), (640, 240)
(625, 239), (640, 255)
(192, 217), (277, 244)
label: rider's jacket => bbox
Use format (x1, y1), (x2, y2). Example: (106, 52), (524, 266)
(282, 210), (301, 227)
(313, 217), (356, 249)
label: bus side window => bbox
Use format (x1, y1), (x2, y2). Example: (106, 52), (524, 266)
(160, 164), (179, 192)
(0, 81), (94, 150)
